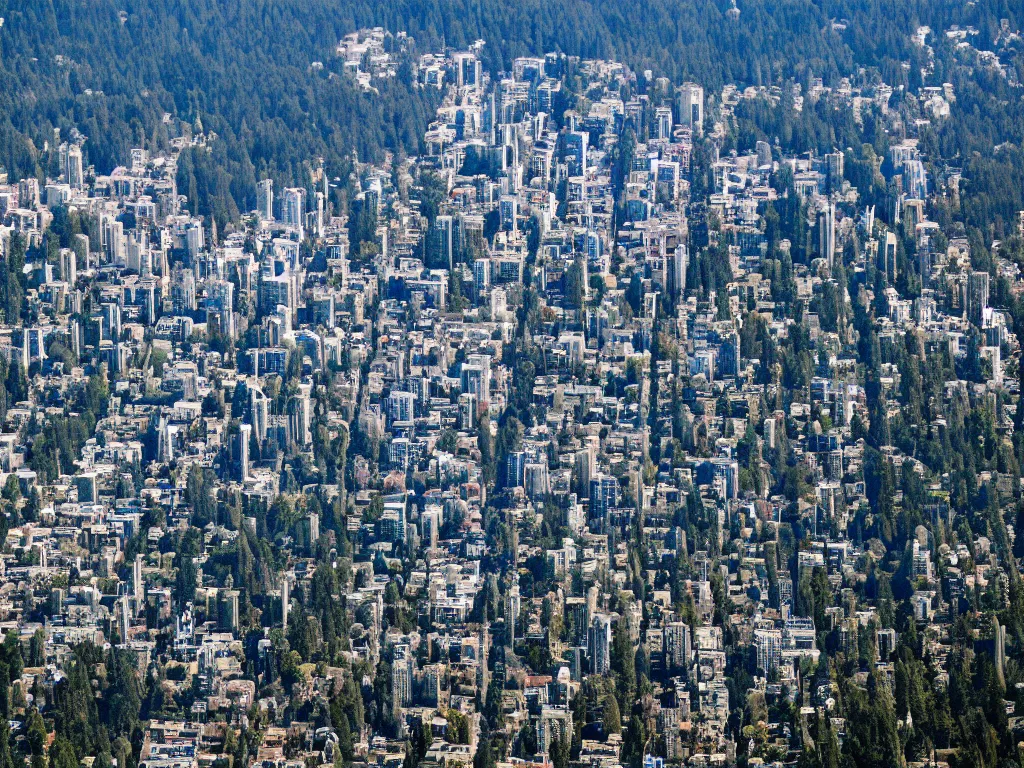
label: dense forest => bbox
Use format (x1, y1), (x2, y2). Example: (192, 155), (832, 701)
(0, 0), (441, 229)
(0, 0), (1021, 229)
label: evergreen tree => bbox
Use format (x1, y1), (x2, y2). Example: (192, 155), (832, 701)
(611, 619), (636, 713)
(603, 694), (622, 735)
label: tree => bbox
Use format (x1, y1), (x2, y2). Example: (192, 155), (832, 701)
(105, 648), (142, 741)
(611, 619), (636, 713)
(419, 172), (447, 227)
(26, 708), (45, 757)
(550, 733), (570, 768)
(603, 694), (622, 734)
(112, 737), (135, 768)
(474, 736), (496, 768)
(438, 429), (458, 454)
(446, 709), (470, 744)
(28, 628), (44, 667)
(478, 415), (495, 485)
(5, 361), (26, 406)
(564, 258), (586, 309)
(6, 735), (22, 768)
(175, 527), (202, 607)
(49, 736), (80, 768)
(800, 712), (841, 768)
(52, 646), (105, 757)
(841, 672), (904, 768)
(619, 704), (647, 768)
(515, 723), (537, 758)
(186, 465), (217, 525)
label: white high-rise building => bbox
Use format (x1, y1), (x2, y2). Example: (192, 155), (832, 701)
(508, 583), (521, 642)
(288, 387), (312, 447)
(133, 554), (144, 615)
(185, 221), (204, 259)
(755, 629), (782, 673)
(678, 83), (705, 135)
(60, 248), (77, 287)
(315, 190), (325, 238)
(281, 575), (290, 634)
(671, 244), (688, 299)
(282, 187), (305, 236)
(392, 646), (413, 708)
(63, 144), (84, 189)
(257, 179), (274, 220)
(250, 388), (269, 443)
(237, 423), (252, 481)
(819, 201), (836, 267)
(461, 355), (492, 407)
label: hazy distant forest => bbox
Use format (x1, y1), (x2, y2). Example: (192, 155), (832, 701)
(0, 0), (1022, 236)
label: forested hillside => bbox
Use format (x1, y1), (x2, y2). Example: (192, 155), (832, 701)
(0, 0), (1020, 228)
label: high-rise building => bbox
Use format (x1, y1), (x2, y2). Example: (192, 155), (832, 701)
(288, 388), (312, 447)
(825, 151), (844, 183)
(59, 248), (77, 287)
(538, 707), (573, 754)
(62, 143), (84, 189)
(589, 474), (619, 528)
(903, 158), (928, 199)
(664, 621), (691, 671)
(505, 451), (526, 488)
(185, 221), (204, 259)
(818, 201), (836, 267)
(19, 177), (40, 209)
(130, 148), (149, 172)
(912, 539), (933, 580)
(968, 270), (990, 326)
(828, 449), (843, 480)
(775, 576), (794, 610)
(876, 627), (897, 660)
(281, 575), (290, 635)
(453, 52), (481, 88)
(315, 190), (325, 238)
(575, 445), (596, 495)
(458, 392), (477, 429)
(392, 646), (413, 708)
(473, 258), (491, 299)
(250, 387), (269, 443)
(207, 280), (235, 339)
(133, 553), (143, 605)
(880, 231), (898, 283)
(236, 423), (252, 481)
(421, 506), (442, 552)
(755, 629), (782, 673)
(564, 131), (589, 177)
(508, 583), (521, 641)
(386, 390), (416, 426)
(282, 187), (305, 236)
(655, 106), (673, 140)
(461, 355), (491, 406)
(257, 179), (274, 220)
(670, 244), (688, 300)
(499, 195), (518, 231)
(389, 436), (411, 470)
(588, 614), (612, 674)
(678, 83), (704, 135)
(435, 214), (455, 268)
(300, 512), (319, 552)
(864, 204), (876, 235)
(524, 463), (549, 499)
